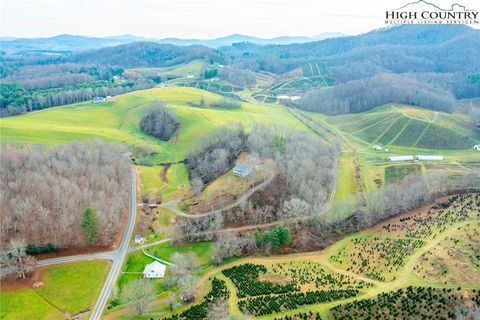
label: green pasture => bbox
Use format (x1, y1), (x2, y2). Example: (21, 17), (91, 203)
(1, 87), (310, 163)
(0, 260), (109, 320)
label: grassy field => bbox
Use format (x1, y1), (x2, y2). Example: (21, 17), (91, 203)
(334, 152), (358, 201)
(0, 260), (109, 320)
(384, 164), (422, 184)
(325, 104), (480, 150)
(302, 62), (329, 77)
(118, 242), (213, 289)
(1, 87), (310, 163)
(125, 60), (206, 79)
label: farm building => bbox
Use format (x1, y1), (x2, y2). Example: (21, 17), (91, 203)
(92, 96), (107, 103)
(233, 164), (254, 177)
(474, 145), (480, 150)
(416, 155), (443, 161)
(143, 261), (166, 278)
(373, 144), (383, 151)
(389, 155), (414, 162)
(290, 96), (302, 102)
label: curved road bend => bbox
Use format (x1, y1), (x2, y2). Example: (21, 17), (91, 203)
(89, 167), (137, 320)
(0, 168), (137, 319)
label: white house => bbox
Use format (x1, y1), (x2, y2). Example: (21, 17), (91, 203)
(416, 155), (443, 161)
(233, 164), (254, 177)
(389, 155), (414, 162)
(372, 145), (382, 151)
(143, 261), (166, 278)
(186, 74), (195, 79)
(474, 145), (480, 151)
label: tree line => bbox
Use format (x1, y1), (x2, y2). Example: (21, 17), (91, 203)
(0, 140), (131, 249)
(299, 73), (456, 115)
(0, 79), (153, 116)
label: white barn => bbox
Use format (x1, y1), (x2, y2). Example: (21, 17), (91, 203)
(416, 155), (443, 161)
(372, 144), (382, 151)
(143, 261), (166, 278)
(474, 145), (480, 151)
(389, 155), (414, 162)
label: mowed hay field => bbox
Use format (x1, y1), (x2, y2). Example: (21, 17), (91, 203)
(326, 104), (480, 150)
(0, 87), (310, 163)
(125, 59), (206, 79)
(0, 260), (109, 320)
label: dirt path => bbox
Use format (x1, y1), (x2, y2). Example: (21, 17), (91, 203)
(159, 173), (275, 218)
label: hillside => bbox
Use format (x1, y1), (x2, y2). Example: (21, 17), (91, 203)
(220, 25), (480, 76)
(326, 105), (480, 150)
(0, 87), (310, 163)
(69, 42), (224, 68)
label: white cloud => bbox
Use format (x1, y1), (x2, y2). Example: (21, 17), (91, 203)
(1, 0), (478, 38)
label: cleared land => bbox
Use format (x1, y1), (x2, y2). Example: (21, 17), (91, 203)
(325, 105), (480, 150)
(0, 87), (311, 163)
(125, 60), (206, 79)
(0, 260), (109, 320)
(112, 193), (480, 320)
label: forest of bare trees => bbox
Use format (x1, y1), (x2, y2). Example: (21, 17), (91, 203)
(300, 73), (456, 115)
(178, 125), (339, 244)
(218, 66), (256, 87)
(0, 140), (131, 249)
(139, 101), (180, 141)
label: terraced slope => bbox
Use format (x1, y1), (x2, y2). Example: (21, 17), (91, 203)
(326, 105), (480, 150)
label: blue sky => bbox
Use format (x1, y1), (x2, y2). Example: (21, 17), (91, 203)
(1, 0), (478, 38)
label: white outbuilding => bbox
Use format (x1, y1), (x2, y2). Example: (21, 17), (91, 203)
(474, 145), (480, 151)
(372, 144), (383, 151)
(143, 261), (166, 278)
(416, 155), (443, 161)
(388, 155), (414, 162)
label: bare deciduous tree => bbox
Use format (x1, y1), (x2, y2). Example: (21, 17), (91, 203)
(207, 299), (230, 320)
(1, 239), (36, 279)
(120, 278), (156, 315)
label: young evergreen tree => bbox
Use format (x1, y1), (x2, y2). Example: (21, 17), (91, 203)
(81, 207), (99, 244)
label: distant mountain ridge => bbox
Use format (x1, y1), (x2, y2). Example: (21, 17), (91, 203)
(0, 32), (346, 54)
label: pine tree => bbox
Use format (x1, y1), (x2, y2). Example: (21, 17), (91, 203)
(81, 207), (99, 244)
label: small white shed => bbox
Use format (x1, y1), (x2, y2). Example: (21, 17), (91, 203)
(143, 261), (166, 278)
(372, 144), (382, 151)
(474, 145), (480, 151)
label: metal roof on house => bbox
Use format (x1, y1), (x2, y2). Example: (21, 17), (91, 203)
(233, 164), (252, 173)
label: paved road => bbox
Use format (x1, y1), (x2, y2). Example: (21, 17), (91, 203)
(89, 168), (137, 320)
(0, 168), (137, 319)
(0, 252), (116, 277)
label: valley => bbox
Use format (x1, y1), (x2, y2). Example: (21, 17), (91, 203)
(1, 23), (479, 320)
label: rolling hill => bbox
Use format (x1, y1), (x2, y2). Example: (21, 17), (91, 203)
(0, 87), (310, 163)
(326, 105), (480, 150)
(68, 42), (224, 68)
